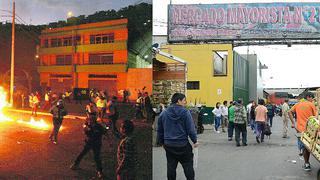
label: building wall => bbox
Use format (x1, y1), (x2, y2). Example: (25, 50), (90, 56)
(126, 68), (152, 100)
(233, 52), (249, 106)
(38, 19), (131, 95)
(156, 44), (233, 107)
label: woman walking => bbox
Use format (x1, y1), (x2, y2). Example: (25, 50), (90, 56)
(212, 102), (222, 133)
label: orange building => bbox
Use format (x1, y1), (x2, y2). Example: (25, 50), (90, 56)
(37, 19), (151, 100)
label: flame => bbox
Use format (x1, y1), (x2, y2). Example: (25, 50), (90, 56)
(0, 87), (13, 123)
(0, 86), (57, 131)
(17, 118), (49, 130)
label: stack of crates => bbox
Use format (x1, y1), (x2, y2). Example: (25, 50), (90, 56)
(301, 116), (319, 151)
(312, 131), (320, 161)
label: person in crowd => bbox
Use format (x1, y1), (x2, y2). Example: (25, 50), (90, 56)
(250, 101), (257, 133)
(144, 92), (155, 123)
(43, 91), (51, 110)
(234, 99), (247, 146)
(70, 109), (105, 178)
(255, 99), (268, 144)
(246, 100), (253, 126)
(65, 90), (72, 103)
(220, 101), (228, 133)
(32, 93), (40, 117)
(212, 102), (222, 133)
(116, 120), (137, 180)
(227, 101), (235, 141)
(76, 91), (82, 105)
(96, 95), (107, 120)
(107, 96), (120, 134)
(282, 99), (290, 138)
(21, 93), (26, 108)
(123, 89), (130, 103)
(135, 93), (144, 119)
(289, 92), (317, 171)
(266, 102), (275, 127)
(157, 93), (198, 180)
(49, 99), (68, 144)
(197, 105), (205, 134)
(86, 101), (98, 118)
(29, 93), (33, 109)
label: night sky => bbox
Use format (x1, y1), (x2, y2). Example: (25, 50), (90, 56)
(0, 0), (152, 25)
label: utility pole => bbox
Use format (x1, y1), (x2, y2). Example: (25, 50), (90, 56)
(10, 1), (15, 106)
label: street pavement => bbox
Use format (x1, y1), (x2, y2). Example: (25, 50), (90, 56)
(0, 110), (151, 180)
(153, 116), (320, 180)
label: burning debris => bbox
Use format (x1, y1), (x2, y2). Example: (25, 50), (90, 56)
(0, 86), (59, 131)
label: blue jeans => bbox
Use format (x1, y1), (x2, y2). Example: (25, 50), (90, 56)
(250, 119), (256, 131)
(256, 121), (265, 141)
(215, 116), (221, 131)
(297, 138), (305, 151)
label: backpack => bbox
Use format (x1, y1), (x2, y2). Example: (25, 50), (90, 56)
(264, 124), (272, 136)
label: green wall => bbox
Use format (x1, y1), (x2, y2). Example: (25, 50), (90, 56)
(233, 51), (249, 106)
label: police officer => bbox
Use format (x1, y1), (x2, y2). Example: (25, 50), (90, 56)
(49, 99), (67, 144)
(70, 108), (106, 178)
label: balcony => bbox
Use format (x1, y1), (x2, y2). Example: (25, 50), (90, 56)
(77, 41), (126, 53)
(38, 41), (127, 55)
(37, 65), (73, 73)
(76, 63), (127, 73)
(37, 63), (127, 73)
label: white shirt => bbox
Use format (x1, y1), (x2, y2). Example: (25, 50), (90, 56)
(220, 105), (228, 116)
(246, 103), (252, 113)
(212, 107), (222, 117)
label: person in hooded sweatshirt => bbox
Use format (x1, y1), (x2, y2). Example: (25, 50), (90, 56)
(157, 93), (198, 180)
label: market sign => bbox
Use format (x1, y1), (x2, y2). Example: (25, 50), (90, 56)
(168, 3), (320, 42)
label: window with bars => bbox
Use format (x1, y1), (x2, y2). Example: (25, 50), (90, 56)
(213, 51), (228, 76)
(90, 33), (114, 44)
(48, 36), (81, 47)
(63, 37), (72, 46)
(89, 53), (113, 64)
(51, 38), (62, 47)
(43, 39), (49, 48)
(56, 55), (72, 65)
(73, 36), (81, 45)
(187, 81), (200, 90)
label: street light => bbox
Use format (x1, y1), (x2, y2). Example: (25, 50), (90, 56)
(67, 11), (73, 18)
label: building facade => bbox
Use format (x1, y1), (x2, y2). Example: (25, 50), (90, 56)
(155, 44), (234, 107)
(37, 19), (151, 99)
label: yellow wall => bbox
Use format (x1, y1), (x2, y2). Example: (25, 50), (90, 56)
(157, 44), (233, 107)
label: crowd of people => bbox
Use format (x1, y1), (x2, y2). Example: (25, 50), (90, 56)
(15, 88), (139, 179)
(156, 91), (318, 179)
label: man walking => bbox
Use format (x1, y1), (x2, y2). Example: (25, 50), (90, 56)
(70, 110), (105, 178)
(157, 93), (198, 180)
(49, 99), (67, 144)
(282, 99), (290, 138)
(266, 102), (275, 127)
(255, 99), (268, 143)
(234, 99), (247, 146)
(289, 92), (317, 171)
